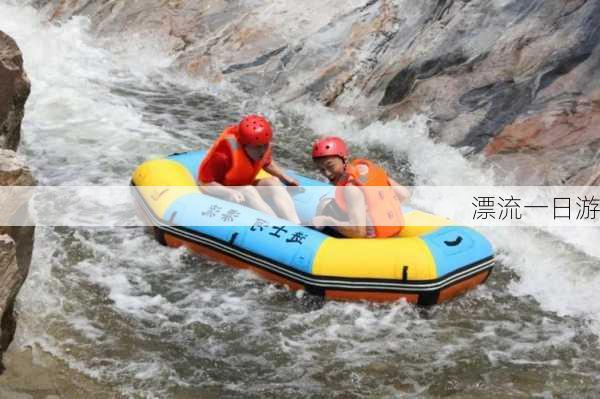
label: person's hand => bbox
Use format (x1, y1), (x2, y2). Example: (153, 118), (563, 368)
(312, 215), (335, 229)
(281, 175), (300, 186)
(226, 190), (245, 203)
(281, 175), (306, 193)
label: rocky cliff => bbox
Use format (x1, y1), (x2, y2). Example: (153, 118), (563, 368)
(35, 0), (600, 184)
(0, 30), (34, 372)
(0, 31), (30, 151)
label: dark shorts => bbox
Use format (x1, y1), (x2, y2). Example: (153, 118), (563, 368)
(318, 197), (377, 238)
(319, 198), (349, 221)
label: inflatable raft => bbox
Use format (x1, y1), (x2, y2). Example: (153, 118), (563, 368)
(131, 151), (495, 305)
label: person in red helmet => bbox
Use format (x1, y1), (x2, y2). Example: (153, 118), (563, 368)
(311, 136), (410, 238)
(198, 115), (301, 223)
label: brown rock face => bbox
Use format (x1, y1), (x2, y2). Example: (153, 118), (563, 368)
(0, 32), (34, 372)
(0, 31), (30, 151)
(0, 149), (33, 186)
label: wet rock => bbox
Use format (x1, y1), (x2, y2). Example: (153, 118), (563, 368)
(483, 99), (600, 184)
(0, 346), (115, 397)
(566, 164), (600, 186)
(484, 100), (600, 155)
(0, 235), (19, 362)
(0, 151), (34, 372)
(0, 31), (30, 151)
(380, 51), (470, 106)
(0, 149), (33, 187)
(0, 32), (34, 372)
(32, 0), (600, 184)
(0, 154), (35, 263)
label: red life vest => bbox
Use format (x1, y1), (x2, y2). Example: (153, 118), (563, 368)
(199, 125), (272, 186)
(334, 159), (404, 238)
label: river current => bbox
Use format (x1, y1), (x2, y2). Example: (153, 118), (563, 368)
(2, 2), (600, 397)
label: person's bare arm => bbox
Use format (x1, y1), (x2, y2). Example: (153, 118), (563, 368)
(263, 161), (299, 186)
(388, 177), (410, 204)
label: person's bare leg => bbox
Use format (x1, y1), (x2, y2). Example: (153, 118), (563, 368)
(256, 177), (301, 224)
(234, 185), (278, 218)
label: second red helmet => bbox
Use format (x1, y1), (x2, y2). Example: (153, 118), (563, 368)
(238, 115), (273, 146)
(312, 136), (349, 159)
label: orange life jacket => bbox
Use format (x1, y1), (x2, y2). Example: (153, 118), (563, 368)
(199, 125), (272, 186)
(334, 159), (404, 238)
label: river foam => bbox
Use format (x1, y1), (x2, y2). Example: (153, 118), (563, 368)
(2, 1), (599, 397)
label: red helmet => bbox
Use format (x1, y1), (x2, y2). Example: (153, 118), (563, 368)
(238, 115), (273, 145)
(312, 136), (349, 159)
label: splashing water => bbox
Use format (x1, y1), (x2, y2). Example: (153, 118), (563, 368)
(1, 1), (599, 397)
(290, 102), (600, 334)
